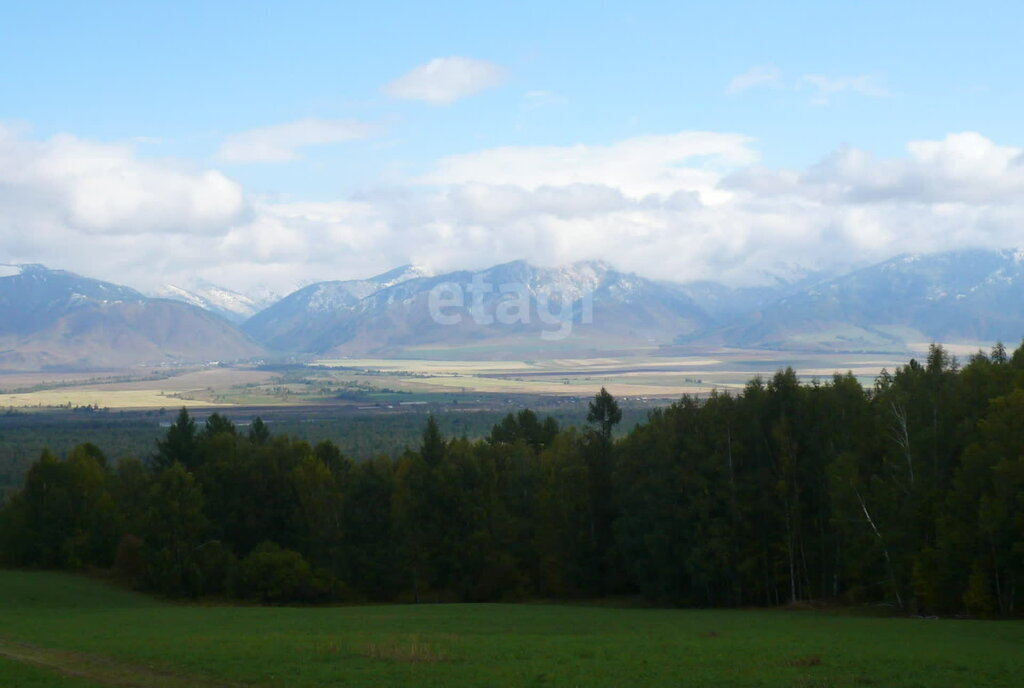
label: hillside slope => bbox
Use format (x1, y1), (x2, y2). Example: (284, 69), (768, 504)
(0, 265), (264, 370)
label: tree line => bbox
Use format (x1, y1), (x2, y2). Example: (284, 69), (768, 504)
(0, 405), (649, 498)
(1, 343), (1022, 615)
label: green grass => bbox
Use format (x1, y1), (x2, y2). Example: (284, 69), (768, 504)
(0, 657), (105, 688)
(1, 571), (1022, 687)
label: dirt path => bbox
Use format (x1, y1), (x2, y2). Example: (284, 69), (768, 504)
(0, 637), (253, 687)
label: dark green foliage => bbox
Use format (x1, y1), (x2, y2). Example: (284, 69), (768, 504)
(0, 446), (118, 568)
(247, 416), (270, 445)
(534, 429), (597, 595)
(0, 405), (647, 498)
(238, 541), (335, 603)
(154, 408), (198, 471)
(3, 346), (1024, 613)
(339, 456), (398, 599)
(140, 462), (208, 597)
(488, 409), (559, 450)
(201, 413), (237, 439)
(587, 387), (622, 440)
(420, 414), (446, 466)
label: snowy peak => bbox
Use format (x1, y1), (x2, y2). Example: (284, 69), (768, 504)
(241, 264), (434, 350)
(294, 265), (434, 314)
(371, 264), (433, 287)
(155, 281), (266, 324)
(243, 259), (710, 355)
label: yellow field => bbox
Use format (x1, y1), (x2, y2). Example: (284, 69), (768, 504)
(315, 351), (912, 399)
(0, 368), (276, 409)
(317, 357), (724, 373)
(316, 356), (729, 398)
(0, 389), (222, 409)
(317, 359), (542, 374)
(0, 350), (919, 409)
(392, 374), (710, 398)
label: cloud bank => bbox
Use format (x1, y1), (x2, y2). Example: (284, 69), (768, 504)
(3, 125), (1024, 297)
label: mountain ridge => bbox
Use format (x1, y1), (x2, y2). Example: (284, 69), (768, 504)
(243, 259), (711, 357)
(0, 265), (264, 371)
(5, 248), (1024, 370)
(689, 248), (1024, 351)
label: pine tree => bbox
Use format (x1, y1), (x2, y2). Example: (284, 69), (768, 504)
(155, 408), (198, 471)
(587, 387), (621, 441)
(202, 413), (236, 438)
(248, 417), (270, 445)
(421, 415), (446, 467)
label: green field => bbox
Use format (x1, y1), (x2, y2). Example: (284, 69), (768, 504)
(0, 571), (1021, 687)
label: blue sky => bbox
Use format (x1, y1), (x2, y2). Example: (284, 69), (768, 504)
(2, 1), (1024, 292)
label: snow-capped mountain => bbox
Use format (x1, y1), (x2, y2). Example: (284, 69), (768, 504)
(243, 250), (1024, 356)
(0, 265), (263, 370)
(243, 260), (710, 356)
(297, 264), (433, 313)
(695, 249), (1024, 351)
(242, 264), (432, 351)
(155, 281), (272, 324)
(7, 248), (1024, 368)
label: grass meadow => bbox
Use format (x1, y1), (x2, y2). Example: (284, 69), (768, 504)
(0, 571), (1021, 687)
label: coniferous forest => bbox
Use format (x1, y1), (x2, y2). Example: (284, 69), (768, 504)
(2, 343), (1023, 617)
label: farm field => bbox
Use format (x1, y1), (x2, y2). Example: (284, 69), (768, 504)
(0, 343), (980, 411)
(316, 350), (911, 398)
(0, 368), (276, 410)
(0, 571), (1021, 688)
(0, 348), (923, 410)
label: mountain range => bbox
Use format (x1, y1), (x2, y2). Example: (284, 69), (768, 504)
(2, 249), (1024, 370)
(243, 261), (711, 357)
(696, 249), (1024, 351)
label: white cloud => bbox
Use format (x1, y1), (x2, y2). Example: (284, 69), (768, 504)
(800, 74), (889, 105)
(766, 132), (1024, 204)
(4, 124), (1024, 297)
(383, 57), (506, 105)
(726, 65), (782, 94)
(217, 118), (374, 163)
(388, 131), (1024, 285)
(0, 125), (245, 236)
(420, 131), (759, 201)
(265, 131), (1024, 289)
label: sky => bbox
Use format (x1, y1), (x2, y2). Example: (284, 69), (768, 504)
(2, 0), (1024, 295)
